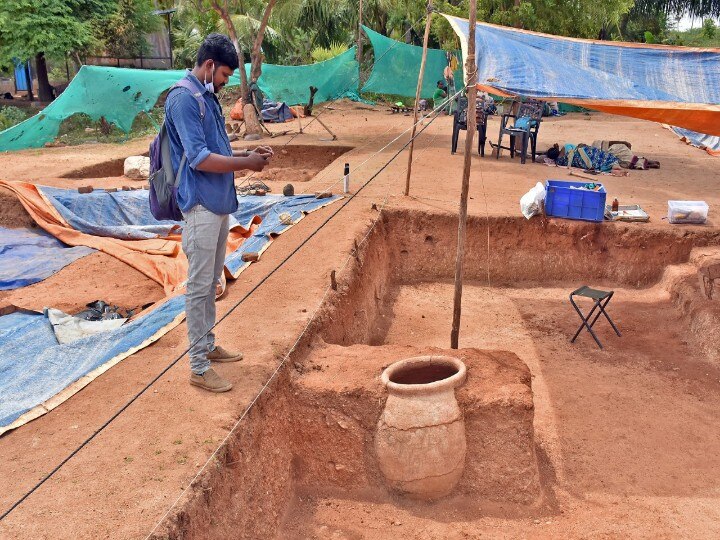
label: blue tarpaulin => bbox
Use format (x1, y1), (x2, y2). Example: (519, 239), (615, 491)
(0, 187), (340, 433)
(669, 126), (720, 156)
(38, 187), (339, 244)
(0, 226), (94, 290)
(0, 295), (186, 435)
(444, 14), (720, 136)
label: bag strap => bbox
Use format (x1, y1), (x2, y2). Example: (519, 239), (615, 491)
(170, 78), (206, 120)
(163, 77), (205, 186)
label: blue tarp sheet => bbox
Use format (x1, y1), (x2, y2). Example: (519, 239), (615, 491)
(670, 126), (720, 155)
(0, 188), (339, 433)
(0, 295), (185, 434)
(0, 226), (94, 290)
(444, 14), (720, 136)
(38, 187), (339, 250)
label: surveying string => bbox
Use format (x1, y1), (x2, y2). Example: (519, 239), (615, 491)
(0, 91), (454, 524)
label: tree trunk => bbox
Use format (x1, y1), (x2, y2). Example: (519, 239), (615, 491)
(35, 52), (54, 102)
(244, 0), (277, 137)
(24, 61), (34, 102)
(209, 0), (262, 138)
(250, 0), (276, 82)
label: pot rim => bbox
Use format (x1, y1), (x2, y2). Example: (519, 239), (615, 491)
(381, 355), (467, 395)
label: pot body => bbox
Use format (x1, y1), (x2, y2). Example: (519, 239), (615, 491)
(375, 358), (467, 500)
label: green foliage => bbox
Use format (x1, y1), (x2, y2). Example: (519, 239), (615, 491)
(171, 2), (220, 68)
(92, 0), (159, 58)
(0, 0), (94, 67)
(0, 106), (30, 132)
(644, 30), (657, 42)
(702, 17), (717, 38)
(672, 22), (720, 46)
(633, 0), (720, 18)
(310, 42), (350, 63)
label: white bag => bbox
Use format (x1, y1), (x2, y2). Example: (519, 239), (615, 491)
(520, 182), (546, 219)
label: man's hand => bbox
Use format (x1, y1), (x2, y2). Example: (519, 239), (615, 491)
(196, 150), (269, 173)
(253, 145), (274, 159)
(243, 151), (268, 172)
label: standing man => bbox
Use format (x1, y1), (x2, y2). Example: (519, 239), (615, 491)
(433, 80), (448, 114)
(166, 33), (273, 392)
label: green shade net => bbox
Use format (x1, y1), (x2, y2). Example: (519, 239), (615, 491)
(0, 49), (359, 152)
(248, 46), (359, 105)
(0, 66), (185, 152)
(361, 26), (462, 99)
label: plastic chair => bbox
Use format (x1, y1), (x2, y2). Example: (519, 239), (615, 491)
(569, 286), (621, 349)
(451, 95), (489, 157)
(495, 99), (543, 164)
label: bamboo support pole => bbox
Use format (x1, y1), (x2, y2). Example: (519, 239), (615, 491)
(403, 2), (434, 197)
(450, 0), (478, 349)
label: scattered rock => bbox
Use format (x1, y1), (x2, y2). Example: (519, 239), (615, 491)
(78, 186), (93, 194)
(123, 156), (150, 179)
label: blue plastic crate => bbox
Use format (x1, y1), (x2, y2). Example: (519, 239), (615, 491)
(544, 180), (606, 222)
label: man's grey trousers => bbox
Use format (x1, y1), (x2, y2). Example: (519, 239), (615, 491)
(182, 204), (228, 375)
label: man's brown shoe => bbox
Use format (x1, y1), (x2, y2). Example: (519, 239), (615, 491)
(208, 345), (243, 363)
(190, 368), (233, 392)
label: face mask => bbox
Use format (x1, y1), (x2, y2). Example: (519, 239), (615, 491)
(204, 62), (215, 93)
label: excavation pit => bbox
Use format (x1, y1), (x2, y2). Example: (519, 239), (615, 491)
(60, 144), (353, 183)
(155, 209), (720, 538)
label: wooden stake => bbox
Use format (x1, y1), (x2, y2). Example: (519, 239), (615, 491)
(403, 2), (434, 197)
(450, 0), (478, 349)
(357, 0), (364, 64)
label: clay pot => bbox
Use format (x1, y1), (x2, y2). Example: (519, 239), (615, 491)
(375, 355), (467, 500)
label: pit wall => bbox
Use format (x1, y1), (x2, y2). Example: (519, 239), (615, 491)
(664, 249), (720, 364)
(158, 370), (296, 540)
(384, 210), (720, 288)
(320, 209), (720, 348)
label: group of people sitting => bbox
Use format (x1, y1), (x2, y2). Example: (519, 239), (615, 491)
(543, 140), (660, 172)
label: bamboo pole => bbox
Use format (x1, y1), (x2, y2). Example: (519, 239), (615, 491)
(450, 0), (478, 349)
(357, 0), (364, 63)
(403, 2), (434, 197)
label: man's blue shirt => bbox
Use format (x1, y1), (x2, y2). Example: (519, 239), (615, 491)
(165, 72), (238, 216)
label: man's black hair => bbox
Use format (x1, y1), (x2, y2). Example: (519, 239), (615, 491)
(196, 33), (239, 70)
(546, 143), (560, 160)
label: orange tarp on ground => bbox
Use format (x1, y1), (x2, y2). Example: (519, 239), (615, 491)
(0, 180), (258, 295)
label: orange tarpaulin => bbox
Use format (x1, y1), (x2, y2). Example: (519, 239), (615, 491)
(0, 180), (259, 295)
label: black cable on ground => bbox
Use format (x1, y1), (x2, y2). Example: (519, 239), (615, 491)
(0, 101), (447, 523)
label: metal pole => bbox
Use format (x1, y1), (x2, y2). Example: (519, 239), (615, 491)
(166, 13), (174, 68)
(450, 0), (478, 349)
(403, 2), (433, 197)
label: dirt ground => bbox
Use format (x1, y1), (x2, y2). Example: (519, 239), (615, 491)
(1, 104), (719, 539)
